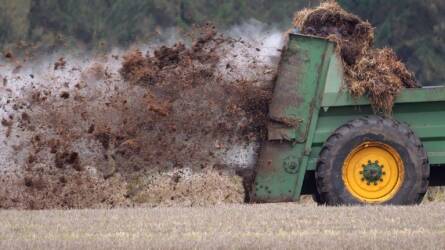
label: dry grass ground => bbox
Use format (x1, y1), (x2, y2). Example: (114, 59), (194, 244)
(1, 203), (445, 250)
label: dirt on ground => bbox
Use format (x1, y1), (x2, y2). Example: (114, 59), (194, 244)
(294, 2), (419, 113)
(0, 24), (279, 209)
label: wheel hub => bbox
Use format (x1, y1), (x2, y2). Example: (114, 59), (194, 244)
(361, 160), (385, 185)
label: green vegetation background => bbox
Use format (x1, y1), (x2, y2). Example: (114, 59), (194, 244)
(0, 0), (444, 85)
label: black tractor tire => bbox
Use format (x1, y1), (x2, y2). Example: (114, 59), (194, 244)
(315, 116), (429, 205)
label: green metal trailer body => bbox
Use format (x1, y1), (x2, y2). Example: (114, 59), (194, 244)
(251, 33), (445, 203)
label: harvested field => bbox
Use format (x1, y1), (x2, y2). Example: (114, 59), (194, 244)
(1, 204), (445, 249)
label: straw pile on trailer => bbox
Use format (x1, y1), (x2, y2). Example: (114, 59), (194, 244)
(294, 2), (419, 113)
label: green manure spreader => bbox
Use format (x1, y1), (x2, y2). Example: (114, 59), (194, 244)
(252, 33), (445, 205)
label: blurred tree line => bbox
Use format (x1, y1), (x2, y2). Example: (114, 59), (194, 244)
(0, 0), (444, 84)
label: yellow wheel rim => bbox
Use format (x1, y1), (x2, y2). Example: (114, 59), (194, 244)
(342, 141), (404, 203)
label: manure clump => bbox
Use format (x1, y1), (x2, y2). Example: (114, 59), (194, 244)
(294, 2), (418, 113)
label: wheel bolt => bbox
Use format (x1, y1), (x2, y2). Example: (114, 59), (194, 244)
(367, 182), (371, 185)
(380, 179), (384, 182)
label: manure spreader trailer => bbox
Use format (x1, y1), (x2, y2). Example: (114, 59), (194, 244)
(252, 33), (445, 205)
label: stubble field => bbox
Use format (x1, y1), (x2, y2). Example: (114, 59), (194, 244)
(1, 203), (445, 250)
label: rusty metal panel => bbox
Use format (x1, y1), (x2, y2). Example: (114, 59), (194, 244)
(252, 141), (302, 202)
(252, 34), (335, 203)
(268, 34), (332, 143)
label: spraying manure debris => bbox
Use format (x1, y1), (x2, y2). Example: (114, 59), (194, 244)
(0, 24), (280, 209)
(294, 2), (418, 113)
